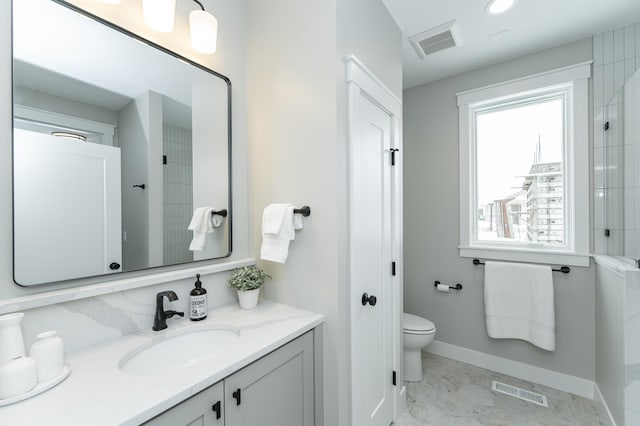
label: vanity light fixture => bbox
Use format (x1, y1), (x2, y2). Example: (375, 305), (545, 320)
(139, 0), (218, 54)
(143, 0), (177, 33)
(51, 132), (87, 142)
(99, 0), (122, 4)
(485, 0), (517, 15)
(189, 1), (218, 54)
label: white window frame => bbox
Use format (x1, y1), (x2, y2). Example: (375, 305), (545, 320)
(457, 62), (591, 267)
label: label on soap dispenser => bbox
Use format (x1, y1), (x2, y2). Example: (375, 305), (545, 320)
(190, 295), (207, 320)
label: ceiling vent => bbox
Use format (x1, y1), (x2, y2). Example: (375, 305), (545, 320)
(409, 20), (461, 59)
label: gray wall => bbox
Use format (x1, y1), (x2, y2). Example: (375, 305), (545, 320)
(595, 263), (625, 425)
(247, 0), (401, 424)
(403, 37), (597, 380)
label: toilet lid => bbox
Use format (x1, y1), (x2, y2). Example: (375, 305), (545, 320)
(403, 313), (435, 332)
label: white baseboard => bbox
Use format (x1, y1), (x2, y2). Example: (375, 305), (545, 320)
(426, 340), (595, 399)
(593, 383), (618, 426)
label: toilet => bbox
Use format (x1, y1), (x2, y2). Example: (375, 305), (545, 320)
(403, 313), (436, 382)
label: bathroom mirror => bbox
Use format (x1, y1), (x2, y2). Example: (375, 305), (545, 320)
(12, 0), (232, 286)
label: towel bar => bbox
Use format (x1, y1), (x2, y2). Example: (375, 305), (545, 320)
(472, 258), (570, 274)
(293, 206), (311, 217)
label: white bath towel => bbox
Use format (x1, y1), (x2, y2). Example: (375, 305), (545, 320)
(260, 204), (295, 263)
(188, 207), (224, 251)
(484, 261), (556, 351)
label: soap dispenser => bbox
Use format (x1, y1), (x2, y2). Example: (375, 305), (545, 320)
(190, 274), (207, 321)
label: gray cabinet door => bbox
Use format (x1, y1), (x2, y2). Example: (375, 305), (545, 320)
(225, 332), (314, 426)
(143, 380), (224, 426)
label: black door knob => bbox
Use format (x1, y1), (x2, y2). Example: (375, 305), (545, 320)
(109, 262), (121, 270)
(361, 293), (377, 306)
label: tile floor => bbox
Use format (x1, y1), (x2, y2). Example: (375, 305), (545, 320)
(394, 352), (610, 426)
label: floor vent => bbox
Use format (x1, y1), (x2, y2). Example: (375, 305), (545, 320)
(491, 381), (548, 407)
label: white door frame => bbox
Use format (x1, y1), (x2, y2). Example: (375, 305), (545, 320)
(346, 55), (404, 423)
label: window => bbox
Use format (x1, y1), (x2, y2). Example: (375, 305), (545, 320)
(457, 62), (591, 266)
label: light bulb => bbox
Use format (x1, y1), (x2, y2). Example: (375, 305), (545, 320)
(99, 0), (122, 4)
(189, 10), (218, 54)
(142, 0), (176, 33)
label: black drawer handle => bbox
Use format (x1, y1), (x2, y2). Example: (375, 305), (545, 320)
(212, 401), (221, 419)
(232, 388), (241, 406)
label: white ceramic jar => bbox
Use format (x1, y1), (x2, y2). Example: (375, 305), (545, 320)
(0, 356), (37, 399)
(29, 330), (64, 382)
(0, 312), (26, 365)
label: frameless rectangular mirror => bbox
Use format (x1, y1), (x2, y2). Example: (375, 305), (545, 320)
(12, 0), (232, 286)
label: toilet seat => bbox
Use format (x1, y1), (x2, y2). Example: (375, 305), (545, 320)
(403, 313), (435, 334)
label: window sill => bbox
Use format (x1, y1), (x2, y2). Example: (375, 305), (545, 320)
(459, 246), (590, 267)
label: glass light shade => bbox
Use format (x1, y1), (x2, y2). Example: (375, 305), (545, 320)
(143, 0), (176, 33)
(189, 10), (218, 54)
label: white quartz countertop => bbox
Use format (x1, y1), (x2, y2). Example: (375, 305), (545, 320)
(0, 300), (324, 426)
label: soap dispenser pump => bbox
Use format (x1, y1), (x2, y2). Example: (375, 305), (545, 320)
(190, 274), (207, 321)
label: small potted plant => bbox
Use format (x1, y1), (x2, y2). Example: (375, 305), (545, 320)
(227, 265), (271, 309)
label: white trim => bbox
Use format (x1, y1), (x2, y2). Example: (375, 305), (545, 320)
(427, 340), (595, 399)
(460, 246), (591, 267)
(594, 383), (619, 426)
(457, 61), (592, 105)
(344, 55), (402, 111)
(0, 258), (255, 315)
(14, 104), (116, 145)
(458, 62), (591, 265)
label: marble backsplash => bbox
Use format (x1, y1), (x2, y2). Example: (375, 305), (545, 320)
(17, 270), (239, 355)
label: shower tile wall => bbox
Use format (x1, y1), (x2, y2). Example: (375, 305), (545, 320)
(593, 23), (640, 257)
(163, 124), (193, 265)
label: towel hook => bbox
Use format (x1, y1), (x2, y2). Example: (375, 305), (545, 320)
(293, 206), (311, 217)
(211, 209), (228, 217)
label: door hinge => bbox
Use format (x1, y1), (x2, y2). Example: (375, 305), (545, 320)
(390, 148), (399, 166)
(392, 371), (397, 386)
(605, 229), (610, 237)
(604, 121), (610, 131)
(392, 262), (396, 276)
(162, 154), (167, 165)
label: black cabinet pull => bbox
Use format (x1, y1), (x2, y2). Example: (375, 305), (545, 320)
(211, 401), (221, 419)
(109, 262), (120, 270)
(361, 292), (377, 306)
(232, 388), (241, 406)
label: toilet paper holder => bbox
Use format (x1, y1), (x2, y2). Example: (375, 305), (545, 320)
(434, 281), (463, 291)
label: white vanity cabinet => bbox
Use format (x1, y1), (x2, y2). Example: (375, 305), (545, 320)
(144, 331), (314, 426)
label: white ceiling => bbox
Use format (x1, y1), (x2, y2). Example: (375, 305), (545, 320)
(382, 0), (640, 89)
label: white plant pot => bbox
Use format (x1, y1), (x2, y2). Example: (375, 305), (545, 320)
(237, 288), (260, 310)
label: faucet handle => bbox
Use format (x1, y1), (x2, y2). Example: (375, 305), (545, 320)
(165, 310), (184, 319)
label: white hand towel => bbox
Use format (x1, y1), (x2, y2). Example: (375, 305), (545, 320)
(484, 261), (555, 351)
(260, 204), (295, 263)
(293, 213), (304, 230)
(188, 207), (223, 251)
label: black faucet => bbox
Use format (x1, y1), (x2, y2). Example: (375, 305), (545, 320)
(152, 291), (184, 331)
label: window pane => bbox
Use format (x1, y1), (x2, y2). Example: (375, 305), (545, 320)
(475, 97), (565, 245)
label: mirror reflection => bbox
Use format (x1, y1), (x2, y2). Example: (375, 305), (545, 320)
(13, 0), (232, 286)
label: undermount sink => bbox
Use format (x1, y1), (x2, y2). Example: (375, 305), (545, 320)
(118, 324), (240, 375)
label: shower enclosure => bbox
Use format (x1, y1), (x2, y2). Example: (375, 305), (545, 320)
(597, 67), (640, 267)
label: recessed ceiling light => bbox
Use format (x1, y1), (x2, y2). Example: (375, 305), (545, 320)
(486, 0), (517, 15)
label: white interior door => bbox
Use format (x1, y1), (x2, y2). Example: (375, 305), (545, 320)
(14, 128), (122, 285)
(350, 83), (395, 425)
